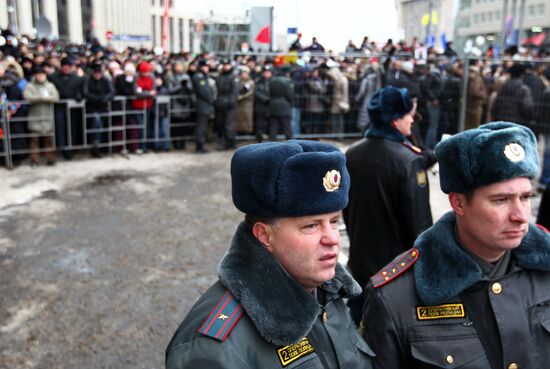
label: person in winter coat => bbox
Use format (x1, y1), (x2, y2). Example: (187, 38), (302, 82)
(83, 61), (115, 157)
(48, 57), (83, 159)
(132, 61), (157, 152)
(343, 86), (433, 324)
(418, 62), (443, 149)
(362, 122), (550, 369)
(215, 59), (239, 149)
(355, 63), (380, 133)
(304, 67), (328, 134)
(166, 140), (374, 369)
(465, 60), (488, 130)
(234, 66), (255, 134)
(321, 62), (349, 136)
(492, 63), (534, 129)
(0, 60), (29, 165)
(253, 65), (272, 142)
(114, 62), (138, 153)
(23, 66), (60, 165)
(268, 65), (294, 141)
(191, 59), (215, 153)
(167, 61), (193, 150)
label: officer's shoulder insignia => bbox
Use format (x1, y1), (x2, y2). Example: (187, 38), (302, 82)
(401, 141), (423, 155)
(277, 337), (315, 367)
(536, 224), (550, 233)
(371, 248), (419, 288)
(198, 290), (244, 341)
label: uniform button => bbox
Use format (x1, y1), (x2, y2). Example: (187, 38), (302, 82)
(446, 355), (454, 364)
(508, 363), (518, 369)
(492, 282), (503, 294)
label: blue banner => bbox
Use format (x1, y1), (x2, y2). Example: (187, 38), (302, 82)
(112, 34), (151, 42)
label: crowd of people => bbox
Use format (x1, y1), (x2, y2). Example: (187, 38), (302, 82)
(2, 29), (550, 369)
(1, 28), (550, 166)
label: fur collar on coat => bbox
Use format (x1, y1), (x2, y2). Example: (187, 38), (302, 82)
(414, 211), (550, 306)
(218, 222), (361, 346)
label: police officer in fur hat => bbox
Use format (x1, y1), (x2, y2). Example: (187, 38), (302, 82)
(344, 86), (433, 323)
(166, 140), (374, 368)
(362, 122), (550, 369)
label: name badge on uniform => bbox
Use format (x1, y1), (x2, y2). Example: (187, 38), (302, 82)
(277, 337), (315, 367)
(416, 304), (465, 320)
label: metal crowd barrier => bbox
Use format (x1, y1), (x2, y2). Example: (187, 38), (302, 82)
(0, 90), (366, 168)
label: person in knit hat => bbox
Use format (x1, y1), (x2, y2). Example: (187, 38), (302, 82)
(362, 122), (550, 369)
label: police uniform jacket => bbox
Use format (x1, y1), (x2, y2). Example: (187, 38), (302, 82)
(343, 129), (433, 288)
(191, 71), (214, 117)
(254, 76), (271, 116)
(362, 211), (550, 369)
(269, 75), (294, 117)
(166, 222), (374, 369)
(215, 71), (238, 111)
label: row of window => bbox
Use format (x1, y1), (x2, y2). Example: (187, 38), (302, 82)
(471, 3), (545, 24)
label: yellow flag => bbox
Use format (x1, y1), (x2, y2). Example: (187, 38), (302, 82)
(421, 13), (430, 26)
(431, 10), (439, 25)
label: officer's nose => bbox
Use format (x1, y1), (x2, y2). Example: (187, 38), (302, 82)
(510, 198), (530, 224)
(321, 224), (340, 246)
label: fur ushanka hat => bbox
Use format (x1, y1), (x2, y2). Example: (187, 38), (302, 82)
(231, 140), (350, 218)
(435, 121), (539, 194)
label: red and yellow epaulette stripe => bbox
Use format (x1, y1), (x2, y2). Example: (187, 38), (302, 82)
(401, 141), (423, 154)
(370, 248), (419, 288)
(198, 290), (244, 341)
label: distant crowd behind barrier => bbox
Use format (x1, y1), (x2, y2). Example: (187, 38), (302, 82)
(1, 31), (550, 168)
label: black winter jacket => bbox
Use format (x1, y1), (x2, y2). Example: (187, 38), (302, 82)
(49, 71), (83, 100)
(344, 130), (432, 287)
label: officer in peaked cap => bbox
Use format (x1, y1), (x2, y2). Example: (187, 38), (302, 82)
(362, 122), (550, 369)
(344, 86), (433, 323)
(166, 140), (374, 368)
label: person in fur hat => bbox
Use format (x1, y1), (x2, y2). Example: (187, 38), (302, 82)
(344, 86), (433, 324)
(166, 140), (374, 368)
(362, 122), (550, 369)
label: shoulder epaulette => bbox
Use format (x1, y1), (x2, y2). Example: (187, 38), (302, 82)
(536, 224), (550, 233)
(370, 248), (419, 288)
(401, 141), (423, 155)
(198, 290), (244, 341)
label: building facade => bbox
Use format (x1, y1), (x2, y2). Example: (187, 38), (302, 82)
(395, 0), (456, 50)
(455, 0), (550, 53)
(0, 0), (253, 53)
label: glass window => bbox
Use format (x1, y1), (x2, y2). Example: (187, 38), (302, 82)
(179, 18), (184, 51)
(538, 3), (545, 15)
(170, 17), (174, 51)
(152, 15), (156, 46)
(474, 14), (479, 23)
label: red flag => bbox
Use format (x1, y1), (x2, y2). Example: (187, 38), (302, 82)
(255, 26), (270, 44)
(522, 32), (546, 46)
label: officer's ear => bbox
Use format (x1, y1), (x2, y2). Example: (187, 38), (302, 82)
(449, 192), (467, 217)
(252, 222), (274, 252)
